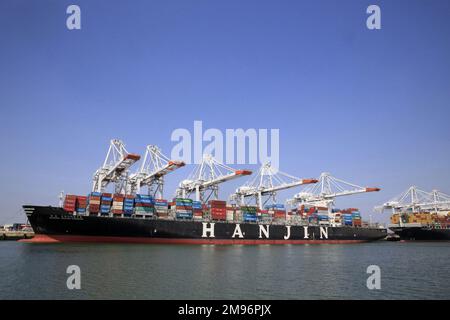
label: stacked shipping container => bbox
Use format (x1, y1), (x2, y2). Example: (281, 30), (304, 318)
(123, 195), (134, 217)
(241, 205), (258, 222)
(61, 194), (376, 227)
(175, 198), (193, 219)
(266, 204), (286, 220)
(192, 201), (203, 220)
(112, 194), (125, 216)
(100, 193), (112, 216)
(154, 199), (169, 218)
(76, 196), (87, 215)
(88, 192), (101, 215)
(209, 200), (227, 221)
(63, 195), (77, 212)
(135, 194), (154, 217)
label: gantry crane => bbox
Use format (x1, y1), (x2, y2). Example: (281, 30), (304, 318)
(127, 145), (185, 197)
(375, 186), (450, 215)
(176, 154), (252, 202)
(287, 172), (380, 218)
(92, 139), (141, 193)
(229, 162), (317, 209)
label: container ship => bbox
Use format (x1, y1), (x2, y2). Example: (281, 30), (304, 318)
(22, 140), (387, 244)
(377, 186), (450, 241)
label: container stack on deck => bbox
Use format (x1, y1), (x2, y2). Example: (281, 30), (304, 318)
(342, 213), (353, 226)
(154, 199), (169, 218)
(241, 205), (258, 222)
(60, 192), (374, 227)
(210, 200), (227, 221)
(76, 196), (87, 215)
(63, 195), (77, 212)
(226, 206), (235, 221)
(192, 201), (203, 220)
(175, 198), (193, 219)
(266, 204), (286, 220)
(88, 192), (101, 215)
(123, 195), (134, 217)
(112, 194), (124, 216)
(135, 194), (154, 217)
(100, 193), (112, 216)
(352, 211), (362, 227)
(390, 212), (450, 225)
(318, 214), (329, 224)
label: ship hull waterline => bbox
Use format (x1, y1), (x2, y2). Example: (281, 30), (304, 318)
(389, 226), (450, 241)
(22, 205), (387, 245)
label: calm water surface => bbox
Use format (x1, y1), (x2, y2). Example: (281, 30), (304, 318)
(0, 241), (449, 299)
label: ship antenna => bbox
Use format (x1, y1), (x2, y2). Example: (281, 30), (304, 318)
(59, 190), (64, 208)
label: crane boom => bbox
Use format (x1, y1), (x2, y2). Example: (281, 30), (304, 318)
(230, 162), (317, 209)
(287, 172), (380, 224)
(92, 139), (141, 193)
(176, 155), (251, 202)
(376, 186), (450, 213)
(128, 145), (185, 197)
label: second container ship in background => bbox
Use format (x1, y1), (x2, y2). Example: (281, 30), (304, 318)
(378, 186), (450, 240)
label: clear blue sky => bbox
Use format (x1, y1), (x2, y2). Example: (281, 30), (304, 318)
(1, 0), (449, 224)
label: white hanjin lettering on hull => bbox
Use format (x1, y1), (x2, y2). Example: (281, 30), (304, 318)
(303, 226), (309, 239)
(201, 222), (215, 238)
(320, 226), (328, 239)
(258, 225), (270, 239)
(284, 226), (291, 240)
(232, 224), (244, 238)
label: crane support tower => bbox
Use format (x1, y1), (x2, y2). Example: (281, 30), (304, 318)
(176, 154), (252, 202)
(92, 139), (141, 194)
(230, 162), (317, 209)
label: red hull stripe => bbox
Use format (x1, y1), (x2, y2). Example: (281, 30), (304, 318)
(21, 234), (367, 245)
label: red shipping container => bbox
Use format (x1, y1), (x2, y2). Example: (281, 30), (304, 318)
(209, 200), (226, 208)
(211, 213), (226, 220)
(136, 203), (153, 207)
(210, 208), (226, 214)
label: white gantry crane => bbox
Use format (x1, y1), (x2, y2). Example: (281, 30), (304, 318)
(230, 162), (318, 209)
(92, 139), (141, 194)
(127, 145), (185, 197)
(375, 186), (450, 215)
(176, 154), (252, 202)
(287, 172), (380, 217)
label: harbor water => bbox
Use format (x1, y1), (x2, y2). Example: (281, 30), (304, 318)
(0, 241), (449, 300)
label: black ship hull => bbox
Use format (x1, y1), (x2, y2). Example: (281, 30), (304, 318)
(23, 205), (387, 244)
(389, 225), (450, 241)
